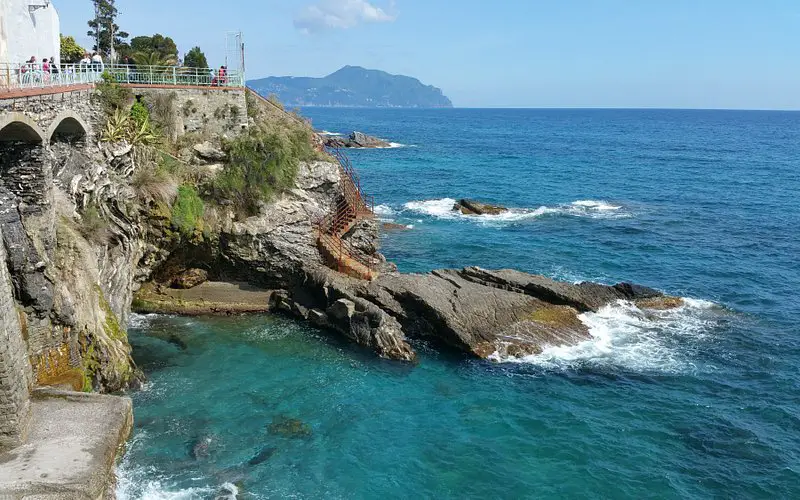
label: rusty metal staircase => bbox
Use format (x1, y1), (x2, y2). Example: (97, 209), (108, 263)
(314, 149), (379, 280)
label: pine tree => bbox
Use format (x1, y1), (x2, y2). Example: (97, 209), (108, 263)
(183, 47), (209, 69)
(87, 0), (129, 59)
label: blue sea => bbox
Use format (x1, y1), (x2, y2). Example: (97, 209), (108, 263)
(118, 109), (800, 499)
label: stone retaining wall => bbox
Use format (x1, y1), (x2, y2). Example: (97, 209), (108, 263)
(0, 224), (32, 451)
(130, 87), (247, 141)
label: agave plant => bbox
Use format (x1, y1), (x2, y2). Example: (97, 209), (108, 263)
(101, 108), (130, 142)
(129, 116), (159, 146)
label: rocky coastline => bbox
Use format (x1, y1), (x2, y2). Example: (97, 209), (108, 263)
(1, 83), (680, 496)
(0, 87), (681, 384)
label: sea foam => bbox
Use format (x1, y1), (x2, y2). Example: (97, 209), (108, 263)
(490, 298), (721, 374)
(401, 198), (629, 224)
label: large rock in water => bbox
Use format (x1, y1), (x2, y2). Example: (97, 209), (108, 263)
(285, 265), (675, 362)
(321, 131), (391, 149)
(453, 199), (508, 215)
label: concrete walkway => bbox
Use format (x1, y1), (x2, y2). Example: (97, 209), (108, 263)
(0, 389), (132, 499)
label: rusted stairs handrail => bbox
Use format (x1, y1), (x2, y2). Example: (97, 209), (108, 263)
(313, 148), (378, 279)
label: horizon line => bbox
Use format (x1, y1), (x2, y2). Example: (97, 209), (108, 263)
(296, 105), (800, 112)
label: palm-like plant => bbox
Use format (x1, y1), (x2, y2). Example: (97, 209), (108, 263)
(132, 50), (178, 68)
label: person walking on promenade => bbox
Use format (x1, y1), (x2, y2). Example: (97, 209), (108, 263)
(91, 52), (103, 72)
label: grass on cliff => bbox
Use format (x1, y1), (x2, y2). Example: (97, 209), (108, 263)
(78, 205), (111, 245)
(171, 185), (205, 237)
(211, 124), (318, 218)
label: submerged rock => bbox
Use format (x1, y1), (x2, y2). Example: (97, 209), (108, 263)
(267, 415), (313, 438)
(453, 199), (508, 215)
(247, 446), (277, 466)
(190, 435), (213, 460)
(382, 222), (411, 231)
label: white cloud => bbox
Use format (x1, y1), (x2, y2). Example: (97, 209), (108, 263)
(294, 0), (397, 34)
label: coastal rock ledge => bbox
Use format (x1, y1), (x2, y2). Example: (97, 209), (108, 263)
(280, 265), (677, 361)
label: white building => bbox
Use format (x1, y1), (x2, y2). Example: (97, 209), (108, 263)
(0, 0), (60, 65)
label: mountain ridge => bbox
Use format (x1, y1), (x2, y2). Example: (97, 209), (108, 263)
(248, 65), (453, 108)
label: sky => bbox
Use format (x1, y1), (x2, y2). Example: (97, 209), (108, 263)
(58, 0), (800, 109)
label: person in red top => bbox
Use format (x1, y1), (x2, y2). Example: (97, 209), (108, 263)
(219, 65), (227, 85)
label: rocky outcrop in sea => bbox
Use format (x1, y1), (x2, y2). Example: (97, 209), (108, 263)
(320, 131), (393, 149)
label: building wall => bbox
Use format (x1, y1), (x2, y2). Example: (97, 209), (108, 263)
(0, 0), (61, 65)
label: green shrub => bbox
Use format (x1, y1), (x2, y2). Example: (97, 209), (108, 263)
(171, 185), (204, 237)
(130, 101), (149, 126)
(96, 72), (132, 113)
(211, 126), (315, 217)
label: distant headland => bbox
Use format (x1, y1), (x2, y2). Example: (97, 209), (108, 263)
(247, 65), (453, 108)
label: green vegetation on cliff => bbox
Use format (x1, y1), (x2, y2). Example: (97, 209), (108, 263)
(171, 185), (205, 237)
(211, 126), (316, 217)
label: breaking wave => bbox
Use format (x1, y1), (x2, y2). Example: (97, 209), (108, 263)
(116, 433), (239, 500)
(350, 141), (411, 149)
(491, 298), (723, 374)
(128, 313), (165, 330)
(399, 198), (630, 223)
(317, 130), (342, 136)
(374, 204), (397, 218)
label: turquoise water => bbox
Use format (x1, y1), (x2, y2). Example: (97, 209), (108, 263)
(119, 109), (800, 498)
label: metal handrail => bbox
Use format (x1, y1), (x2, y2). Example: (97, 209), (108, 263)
(0, 62), (244, 93)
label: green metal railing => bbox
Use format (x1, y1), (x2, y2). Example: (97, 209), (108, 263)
(104, 64), (243, 87)
(1, 62), (243, 94)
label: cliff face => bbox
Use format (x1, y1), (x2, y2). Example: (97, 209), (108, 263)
(0, 133), (143, 393)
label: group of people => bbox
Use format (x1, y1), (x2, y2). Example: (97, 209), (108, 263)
(77, 52), (105, 72)
(20, 55), (58, 75)
(14, 54), (233, 87)
(17, 51), (106, 84)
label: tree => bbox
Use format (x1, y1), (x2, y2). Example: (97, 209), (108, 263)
(183, 47), (209, 69)
(60, 35), (85, 63)
(130, 35), (179, 62)
(132, 50), (178, 68)
(87, 0), (129, 58)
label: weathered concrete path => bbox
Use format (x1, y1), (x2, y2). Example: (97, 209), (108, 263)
(0, 389), (132, 499)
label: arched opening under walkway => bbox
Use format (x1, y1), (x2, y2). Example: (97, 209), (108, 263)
(0, 115), (49, 207)
(0, 117), (45, 144)
(48, 114), (89, 143)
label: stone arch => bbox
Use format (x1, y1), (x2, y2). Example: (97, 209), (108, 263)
(0, 113), (45, 143)
(47, 112), (90, 143)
